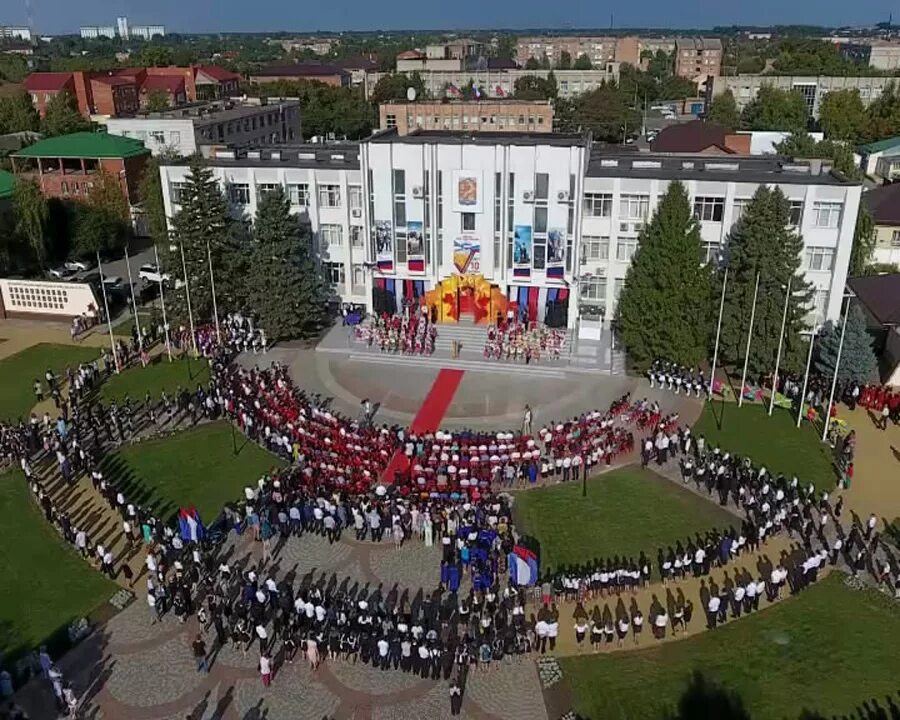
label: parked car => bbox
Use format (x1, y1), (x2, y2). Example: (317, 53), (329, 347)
(64, 258), (93, 272)
(102, 276), (124, 291)
(47, 266), (76, 280)
(138, 264), (171, 283)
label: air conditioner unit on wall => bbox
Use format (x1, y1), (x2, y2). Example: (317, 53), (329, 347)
(412, 186), (424, 198)
(351, 208), (362, 218)
(523, 190), (534, 202)
(557, 190), (569, 202)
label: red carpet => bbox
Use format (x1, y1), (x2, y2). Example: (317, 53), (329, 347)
(380, 368), (465, 483)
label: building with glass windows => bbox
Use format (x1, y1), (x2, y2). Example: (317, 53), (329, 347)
(159, 129), (861, 334)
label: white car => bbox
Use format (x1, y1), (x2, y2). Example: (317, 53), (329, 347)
(138, 264), (170, 283)
(64, 258), (93, 272)
(48, 266), (76, 280)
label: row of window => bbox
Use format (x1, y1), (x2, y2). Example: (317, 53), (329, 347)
(319, 224), (365, 250)
(397, 114), (547, 128)
(170, 181), (364, 210)
(582, 193), (844, 229)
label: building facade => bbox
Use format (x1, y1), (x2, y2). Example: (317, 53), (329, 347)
(130, 25), (166, 40)
(674, 38), (723, 78)
(515, 35), (660, 68)
(378, 100), (553, 135)
(249, 65), (350, 87)
(80, 26), (116, 39)
(158, 132), (860, 332)
(0, 26), (33, 42)
(104, 100), (302, 157)
(711, 74), (897, 119)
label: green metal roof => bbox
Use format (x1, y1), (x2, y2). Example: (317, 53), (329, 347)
(858, 135), (900, 155)
(0, 169), (14, 199)
(12, 132), (148, 159)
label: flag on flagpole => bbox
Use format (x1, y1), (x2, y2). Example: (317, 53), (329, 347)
(446, 83), (461, 98)
(495, 85), (504, 97)
(473, 85), (481, 99)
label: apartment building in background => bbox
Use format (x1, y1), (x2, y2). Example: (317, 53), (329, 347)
(862, 183), (900, 266)
(674, 37), (723, 79)
(249, 64), (351, 87)
(159, 130), (860, 331)
(378, 100), (553, 135)
(23, 65), (240, 119)
(514, 35), (681, 69)
(80, 16), (165, 40)
(711, 74), (897, 119)
(0, 26), (33, 42)
(104, 99), (302, 157)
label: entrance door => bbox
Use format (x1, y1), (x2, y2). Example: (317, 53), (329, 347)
(458, 287), (475, 317)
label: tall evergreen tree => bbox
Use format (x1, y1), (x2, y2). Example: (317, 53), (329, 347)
(848, 205), (875, 277)
(719, 187), (814, 377)
(41, 91), (91, 137)
(615, 181), (711, 368)
(12, 178), (49, 269)
(246, 187), (329, 340)
(166, 157), (238, 329)
(814, 303), (877, 386)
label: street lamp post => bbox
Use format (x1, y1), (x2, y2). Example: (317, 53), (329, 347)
(768, 276), (792, 416)
(738, 272), (761, 408)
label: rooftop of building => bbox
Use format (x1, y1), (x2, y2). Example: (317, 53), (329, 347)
(380, 98), (552, 106)
(368, 128), (585, 147)
(675, 37), (723, 50)
(90, 74), (135, 87)
(847, 273), (900, 326)
(586, 149), (857, 186)
(163, 143), (361, 170)
(22, 72), (72, 92)
(858, 135), (900, 155)
(650, 119), (734, 153)
(251, 63), (349, 77)
(13, 131), (149, 159)
(194, 65), (240, 82)
(863, 182), (900, 225)
(105, 99), (300, 125)
(0, 168), (14, 199)
(140, 75), (185, 94)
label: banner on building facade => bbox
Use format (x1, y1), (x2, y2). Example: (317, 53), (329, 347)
(513, 225), (532, 278)
(407, 221), (425, 272)
(451, 170), (483, 214)
(547, 228), (565, 279)
(375, 220), (393, 272)
(453, 236), (481, 275)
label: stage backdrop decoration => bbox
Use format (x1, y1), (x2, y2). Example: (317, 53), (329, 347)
(421, 273), (510, 325)
(513, 225), (532, 278)
(375, 220), (394, 272)
(453, 235), (481, 275)
(407, 221), (425, 272)
(547, 228), (565, 279)
(451, 170), (483, 214)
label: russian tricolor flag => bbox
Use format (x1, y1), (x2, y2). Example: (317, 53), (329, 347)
(508, 545), (539, 586)
(547, 266), (564, 279)
(377, 260), (394, 272)
(513, 267), (531, 278)
(178, 507), (206, 543)
(408, 258), (425, 272)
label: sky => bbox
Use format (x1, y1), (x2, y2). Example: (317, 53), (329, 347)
(4, 0), (898, 35)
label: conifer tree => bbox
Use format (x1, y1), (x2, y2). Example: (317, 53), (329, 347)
(719, 187), (814, 376)
(814, 303), (877, 385)
(615, 180), (712, 368)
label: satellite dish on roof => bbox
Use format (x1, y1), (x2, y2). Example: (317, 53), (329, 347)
(407, 87), (417, 102)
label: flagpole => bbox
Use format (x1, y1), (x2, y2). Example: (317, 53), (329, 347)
(154, 242), (173, 362)
(206, 238), (222, 345)
(797, 325), (818, 428)
(768, 275), (792, 416)
(822, 295), (851, 443)
(123, 243), (144, 361)
(178, 238), (197, 356)
(96, 250), (119, 374)
(738, 272), (760, 408)
(708, 265), (728, 401)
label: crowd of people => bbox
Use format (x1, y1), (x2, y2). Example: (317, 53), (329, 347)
(354, 312), (437, 356)
(647, 360), (706, 397)
(483, 323), (566, 364)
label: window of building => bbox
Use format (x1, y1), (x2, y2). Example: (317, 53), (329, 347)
(348, 185), (363, 210)
(619, 194), (650, 220)
(230, 183), (251, 205)
(582, 236), (609, 262)
(583, 192), (612, 217)
(892, 230), (900, 248)
(535, 173), (549, 200)
(616, 237), (639, 262)
(813, 289), (829, 322)
(461, 212), (476, 232)
(385, 113), (397, 129)
(256, 183), (280, 197)
(169, 130), (181, 146)
(812, 201), (842, 229)
(351, 264), (366, 294)
(325, 261), (345, 286)
(701, 241), (721, 264)
(288, 183), (309, 206)
(169, 181), (188, 204)
(350, 225), (364, 248)
(534, 206), (548, 234)
(731, 198), (750, 224)
(614, 277), (626, 301)
(789, 200), (804, 226)
(318, 184), (341, 208)
(806, 246), (835, 272)
(580, 276), (607, 303)
(693, 196), (725, 222)
(148, 130), (165, 144)
(393, 169), (406, 196)
(319, 224), (343, 250)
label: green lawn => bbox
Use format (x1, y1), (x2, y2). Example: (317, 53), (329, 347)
(101, 355), (210, 404)
(114, 309), (155, 339)
(0, 471), (115, 661)
(694, 401), (836, 489)
(100, 422), (284, 523)
(562, 573), (900, 720)
(0, 343), (100, 421)
(513, 466), (735, 574)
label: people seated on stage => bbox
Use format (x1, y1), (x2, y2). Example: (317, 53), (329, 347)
(483, 322), (565, 363)
(354, 312), (436, 356)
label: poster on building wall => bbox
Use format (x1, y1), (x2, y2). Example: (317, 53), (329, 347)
(453, 236), (481, 275)
(513, 225), (533, 267)
(407, 221), (425, 272)
(451, 170), (483, 213)
(375, 220), (394, 271)
(547, 229), (565, 279)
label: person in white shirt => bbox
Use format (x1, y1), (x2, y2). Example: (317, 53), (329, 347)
(706, 596), (721, 629)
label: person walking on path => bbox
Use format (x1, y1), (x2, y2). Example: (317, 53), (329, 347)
(259, 653), (272, 687)
(523, 405), (533, 436)
(192, 634), (208, 673)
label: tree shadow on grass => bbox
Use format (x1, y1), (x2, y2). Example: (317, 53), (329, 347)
(98, 453), (179, 526)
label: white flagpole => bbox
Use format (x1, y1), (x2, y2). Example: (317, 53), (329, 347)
(123, 243), (144, 360)
(708, 265), (728, 400)
(797, 325), (818, 428)
(154, 243), (173, 362)
(738, 272), (761, 408)
(178, 239), (197, 356)
(206, 239), (222, 345)
(822, 296), (850, 442)
(96, 250), (119, 374)
(768, 275), (792, 416)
